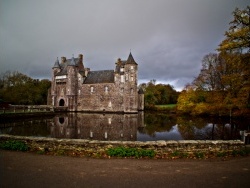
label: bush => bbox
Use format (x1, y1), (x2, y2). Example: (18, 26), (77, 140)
(0, 140), (28, 151)
(107, 147), (155, 158)
(194, 152), (204, 159)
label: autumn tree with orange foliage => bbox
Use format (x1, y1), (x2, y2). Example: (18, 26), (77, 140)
(177, 6), (250, 116)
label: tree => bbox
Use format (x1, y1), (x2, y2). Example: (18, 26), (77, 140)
(139, 80), (179, 108)
(177, 6), (250, 116)
(218, 6), (250, 53)
(0, 71), (51, 105)
(218, 6), (250, 110)
(193, 53), (224, 91)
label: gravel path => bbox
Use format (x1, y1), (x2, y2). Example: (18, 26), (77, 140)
(1, 150), (250, 188)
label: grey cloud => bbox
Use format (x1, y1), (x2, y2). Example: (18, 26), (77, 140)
(0, 0), (249, 91)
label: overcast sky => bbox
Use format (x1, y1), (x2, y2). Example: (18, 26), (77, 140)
(0, 0), (249, 91)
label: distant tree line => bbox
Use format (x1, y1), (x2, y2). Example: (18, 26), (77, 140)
(139, 79), (179, 109)
(0, 71), (51, 105)
(177, 6), (250, 116)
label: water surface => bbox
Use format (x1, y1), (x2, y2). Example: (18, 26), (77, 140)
(0, 112), (248, 142)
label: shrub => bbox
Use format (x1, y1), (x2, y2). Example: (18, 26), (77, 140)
(194, 152), (204, 159)
(107, 147), (155, 158)
(0, 140), (28, 151)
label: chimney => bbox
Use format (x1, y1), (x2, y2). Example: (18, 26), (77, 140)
(61, 57), (66, 64)
(116, 58), (121, 65)
(78, 54), (84, 70)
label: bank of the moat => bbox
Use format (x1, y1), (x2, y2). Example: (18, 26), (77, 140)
(1, 134), (249, 159)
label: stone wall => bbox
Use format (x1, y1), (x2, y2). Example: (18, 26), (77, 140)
(0, 134), (245, 157)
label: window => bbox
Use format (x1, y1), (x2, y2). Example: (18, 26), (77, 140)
(130, 76), (134, 81)
(120, 67), (124, 72)
(131, 88), (134, 94)
(125, 74), (128, 81)
(121, 75), (125, 83)
(90, 86), (94, 93)
(131, 66), (134, 70)
(105, 86), (108, 93)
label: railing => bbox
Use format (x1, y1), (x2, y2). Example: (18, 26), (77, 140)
(0, 105), (55, 114)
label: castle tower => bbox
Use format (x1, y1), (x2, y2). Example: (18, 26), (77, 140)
(66, 55), (78, 111)
(51, 57), (61, 106)
(124, 52), (138, 112)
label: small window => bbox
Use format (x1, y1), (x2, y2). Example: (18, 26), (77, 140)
(90, 86), (94, 93)
(120, 67), (124, 72)
(130, 76), (134, 81)
(131, 66), (134, 70)
(121, 75), (125, 83)
(131, 88), (134, 94)
(105, 86), (108, 92)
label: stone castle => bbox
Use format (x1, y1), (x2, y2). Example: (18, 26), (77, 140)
(50, 52), (144, 113)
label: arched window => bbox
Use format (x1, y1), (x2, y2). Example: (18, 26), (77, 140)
(59, 99), (65, 106)
(105, 86), (108, 93)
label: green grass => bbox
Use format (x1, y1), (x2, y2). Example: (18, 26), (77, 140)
(155, 104), (177, 108)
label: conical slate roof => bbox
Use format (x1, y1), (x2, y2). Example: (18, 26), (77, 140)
(126, 52), (137, 65)
(138, 87), (144, 94)
(53, 57), (60, 68)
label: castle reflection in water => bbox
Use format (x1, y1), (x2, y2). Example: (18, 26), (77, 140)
(49, 112), (145, 141)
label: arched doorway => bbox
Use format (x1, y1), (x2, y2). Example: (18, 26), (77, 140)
(59, 99), (65, 106)
(59, 117), (65, 124)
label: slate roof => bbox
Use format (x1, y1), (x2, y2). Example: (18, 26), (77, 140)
(138, 87), (144, 94)
(53, 57), (60, 68)
(126, 52), (137, 65)
(83, 70), (114, 84)
(55, 58), (80, 76)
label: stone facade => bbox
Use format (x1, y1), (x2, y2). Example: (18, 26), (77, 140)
(50, 53), (144, 113)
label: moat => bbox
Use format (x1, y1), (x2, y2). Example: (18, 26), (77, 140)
(0, 112), (249, 142)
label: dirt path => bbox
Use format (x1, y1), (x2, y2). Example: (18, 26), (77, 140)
(1, 150), (250, 188)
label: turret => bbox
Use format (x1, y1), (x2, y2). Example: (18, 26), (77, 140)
(52, 57), (61, 75)
(67, 55), (78, 111)
(51, 57), (61, 103)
